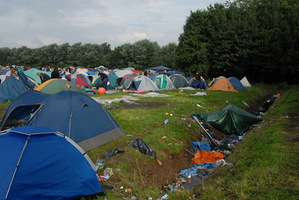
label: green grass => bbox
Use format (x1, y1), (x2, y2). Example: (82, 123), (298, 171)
(195, 85), (299, 200)
(0, 85), (298, 199)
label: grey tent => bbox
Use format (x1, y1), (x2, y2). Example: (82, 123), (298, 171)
(169, 74), (189, 88)
(127, 75), (159, 91)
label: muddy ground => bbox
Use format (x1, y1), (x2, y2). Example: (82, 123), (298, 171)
(102, 92), (280, 194)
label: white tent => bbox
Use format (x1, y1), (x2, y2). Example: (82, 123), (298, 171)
(128, 75), (159, 91)
(240, 76), (251, 87)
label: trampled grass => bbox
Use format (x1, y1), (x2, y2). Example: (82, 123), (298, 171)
(0, 85), (298, 199)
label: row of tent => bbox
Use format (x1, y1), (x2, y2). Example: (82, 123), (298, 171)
(0, 71), (252, 104)
(0, 67), (252, 199)
(0, 89), (129, 199)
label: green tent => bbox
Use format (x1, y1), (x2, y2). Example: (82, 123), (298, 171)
(152, 74), (175, 89)
(24, 68), (52, 84)
(35, 79), (83, 94)
(108, 72), (119, 89)
(193, 104), (262, 135)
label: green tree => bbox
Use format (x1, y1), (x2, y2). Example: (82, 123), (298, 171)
(175, 9), (211, 77)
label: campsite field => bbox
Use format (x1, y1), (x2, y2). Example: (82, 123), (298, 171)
(0, 84), (298, 199)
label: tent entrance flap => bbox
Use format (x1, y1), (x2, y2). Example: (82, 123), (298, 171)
(0, 104), (43, 130)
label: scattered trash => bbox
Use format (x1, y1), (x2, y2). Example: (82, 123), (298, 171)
(156, 159), (163, 166)
(95, 159), (106, 170)
(165, 112), (169, 115)
(216, 159), (233, 167)
(104, 168), (113, 177)
(161, 136), (167, 140)
(170, 113), (173, 116)
(98, 168), (113, 182)
(128, 138), (157, 159)
(92, 95), (139, 105)
(242, 100), (250, 107)
(164, 119), (169, 124)
(125, 188), (132, 193)
(127, 134), (133, 137)
(179, 89), (184, 93)
(130, 196), (137, 200)
(281, 112), (291, 118)
(191, 92), (207, 96)
(196, 104), (205, 108)
(276, 93), (281, 99)
(132, 92), (172, 97)
(160, 193), (169, 200)
(101, 148), (125, 158)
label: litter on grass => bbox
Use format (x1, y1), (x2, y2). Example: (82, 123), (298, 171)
(132, 92), (173, 97)
(92, 95), (139, 105)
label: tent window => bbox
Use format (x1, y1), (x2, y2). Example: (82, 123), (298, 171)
(81, 103), (88, 108)
(1, 104), (42, 130)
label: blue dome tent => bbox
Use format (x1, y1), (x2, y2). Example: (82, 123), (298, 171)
(0, 126), (104, 200)
(228, 77), (245, 90)
(0, 90), (126, 151)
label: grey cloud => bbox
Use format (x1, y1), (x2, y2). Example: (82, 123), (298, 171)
(0, 0), (226, 49)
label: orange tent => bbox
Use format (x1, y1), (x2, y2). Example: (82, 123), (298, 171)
(191, 150), (224, 165)
(208, 78), (238, 92)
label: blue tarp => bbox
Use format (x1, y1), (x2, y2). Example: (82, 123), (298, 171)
(0, 90), (126, 151)
(191, 142), (211, 152)
(0, 126), (103, 200)
(148, 66), (171, 71)
(178, 163), (217, 175)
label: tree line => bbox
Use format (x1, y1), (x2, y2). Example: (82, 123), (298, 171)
(0, 0), (298, 83)
(0, 40), (177, 71)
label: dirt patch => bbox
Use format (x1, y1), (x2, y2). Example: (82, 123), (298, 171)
(106, 145), (194, 189)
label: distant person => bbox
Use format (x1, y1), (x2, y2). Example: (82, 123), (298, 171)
(98, 71), (108, 90)
(51, 67), (60, 78)
(144, 70), (148, 76)
(10, 66), (17, 76)
(37, 72), (51, 83)
(69, 66), (77, 84)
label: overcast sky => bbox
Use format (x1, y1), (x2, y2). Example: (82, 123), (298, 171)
(0, 0), (226, 49)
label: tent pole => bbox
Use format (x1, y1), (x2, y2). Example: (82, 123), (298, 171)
(5, 135), (31, 200)
(68, 112), (73, 138)
(192, 116), (219, 146)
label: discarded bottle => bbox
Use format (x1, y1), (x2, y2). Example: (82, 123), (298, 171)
(277, 93), (281, 99)
(156, 159), (162, 166)
(125, 188), (132, 193)
(161, 193), (169, 200)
